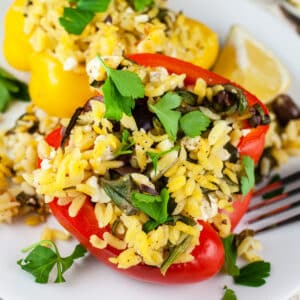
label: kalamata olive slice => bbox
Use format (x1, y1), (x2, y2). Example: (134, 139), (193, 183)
(272, 94), (300, 127)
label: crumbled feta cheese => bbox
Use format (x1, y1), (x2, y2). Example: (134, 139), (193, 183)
(41, 159), (51, 170)
(181, 136), (201, 151)
(63, 57), (78, 71)
(134, 14), (149, 23)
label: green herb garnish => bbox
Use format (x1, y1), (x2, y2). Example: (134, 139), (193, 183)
(59, 7), (95, 35)
(0, 67), (30, 112)
(241, 155), (255, 195)
(99, 56), (144, 121)
(59, 0), (111, 34)
(77, 0), (112, 11)
(234, 261), (271, 287)
(222, 235), (239, 276)
(131, 188), (169, 224)
(149, 92), (182, 140)
(222, 234), (271, 287)
(114, 129), (134, 157)
(179, 111), (211, 137)
(132, 0), (154, 11)
(147, 146), (179, 174)
(101, 175), (138, 215)
(160, 235), (192, 275)
(222, 286), (237, 300)
(17, 241), (86, 283)
(60, 0), (154, 34)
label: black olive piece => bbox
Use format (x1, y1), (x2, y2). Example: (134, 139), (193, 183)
(83, 95), (104, 112)
(224, 142), (239, 163)
(104, 15), (113, 23)
(132, 99), (154, 131)
(271, 94), (300, 127)
(16, 192), (40, 209)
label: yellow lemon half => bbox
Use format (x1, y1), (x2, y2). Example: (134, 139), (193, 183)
(213, 25), (290, 104)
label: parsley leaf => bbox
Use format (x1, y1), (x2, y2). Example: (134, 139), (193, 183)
(241, 155), (255, 195)
(77, 0), (111, 12)
(222, 286), (237, 300)
(147, 146), (178, 174)
(114, 129), (134, 157)
(222, 235), (240, 276)
(149, 92), (182, 140)
(131, 188), (169, 223)
(133, 0), (154, 11)
(59, 0), (111, 34)
(107, 69), (144, 99)
(234, 261), (271, 287)
(179, 111), (211, 137)
(222, 234), (271, 288)
(17, 241), (87, 283)
(98, 56), (144, 121)
(59, 7), (95, 35)
(0, 67), (30, 112)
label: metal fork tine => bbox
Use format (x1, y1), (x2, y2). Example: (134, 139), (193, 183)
(253, 170), (300, 197)
(248, 186), (300, 212)
(254, 213), (300, 234)
(248, 199), (300, 224)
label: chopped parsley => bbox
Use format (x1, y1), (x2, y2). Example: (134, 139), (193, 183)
(17, 241), (87, 283)
(99, 56), (144, 121)
(60, 0), (154, 34)
(132, 0), (154, 11)
(149, 92), (182, 140)
(0, 67), (30, 112)
(240, 155), (255, 195)
(131, 188), (169, 225)
(179, 111), (211, 137)
(221, 286), (237, 300)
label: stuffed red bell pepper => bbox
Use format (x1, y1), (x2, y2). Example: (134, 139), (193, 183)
(31, 54), (269, 284)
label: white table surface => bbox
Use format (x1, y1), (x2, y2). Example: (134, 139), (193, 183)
(251, 2), (300, 299)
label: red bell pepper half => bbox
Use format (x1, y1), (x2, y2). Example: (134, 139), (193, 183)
(45, 54), (269, 284)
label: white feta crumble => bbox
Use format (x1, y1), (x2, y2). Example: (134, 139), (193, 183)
(63, 57), (78, 71)
(86, 176), (111, 203)
(41, 159), (51, 170)
(134, 14), (149, 23)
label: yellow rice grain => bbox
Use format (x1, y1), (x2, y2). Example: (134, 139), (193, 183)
(90, 234), (107, 249)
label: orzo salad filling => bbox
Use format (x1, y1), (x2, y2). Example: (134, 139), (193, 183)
(22, 56), (269, 273)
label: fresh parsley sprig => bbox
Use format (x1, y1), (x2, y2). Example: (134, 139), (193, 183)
(147, 146), (179, 174)
(59, 0), (154, 34)
(149, 92), (212, 140)
(98, 56), (144, 121)
(234, 261), (271, 287)
(0, 67), (30, 112)
(131, 188), (169, 225)
(222, 234), (271, 287)
(240, 155), (255, 195)
(17, 240), (87, 283)
(59, 0), (111, 34)
(149, 92), (182, 140)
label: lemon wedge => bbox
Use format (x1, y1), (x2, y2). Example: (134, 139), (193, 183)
(213, 25), (290, 104)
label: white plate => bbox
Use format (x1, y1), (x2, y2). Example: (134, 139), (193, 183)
(1, 1), (300, 300)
